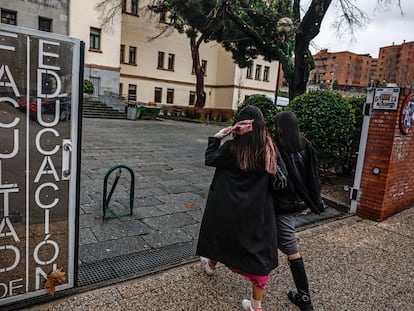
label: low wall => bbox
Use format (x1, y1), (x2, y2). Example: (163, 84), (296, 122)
(358, 88), (414, 220)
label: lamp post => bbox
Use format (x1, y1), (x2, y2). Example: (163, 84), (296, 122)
(274, 17), (293, 105)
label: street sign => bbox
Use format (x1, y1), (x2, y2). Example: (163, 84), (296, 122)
(373, 87), (400, 110)
(0, 24), (81, 305)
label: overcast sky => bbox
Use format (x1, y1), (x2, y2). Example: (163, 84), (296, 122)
(310, 0), (414, 58)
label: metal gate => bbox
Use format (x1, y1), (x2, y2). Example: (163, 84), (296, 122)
(0, 24), (81, 306)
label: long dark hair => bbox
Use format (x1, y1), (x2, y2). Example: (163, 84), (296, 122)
(231, 105), (272, 173)
(274, 111), (304, 152)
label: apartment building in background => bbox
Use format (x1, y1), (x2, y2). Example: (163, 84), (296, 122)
(376, 40), (414, 89)
(308, 49), (375, 92)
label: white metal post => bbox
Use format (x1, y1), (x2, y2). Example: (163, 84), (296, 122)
(350, 88), (375, 213)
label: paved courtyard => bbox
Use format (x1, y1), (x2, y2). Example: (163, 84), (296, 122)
(77, 118), (344, 270)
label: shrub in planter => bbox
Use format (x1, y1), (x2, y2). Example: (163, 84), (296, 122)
(203, 108), (234, 123)
(344, 96), (365, 171)
(287, 90), (356, 174)
(236, 95), (280, 134)
(182, 107), (202, 119)
(83, 79), (94, 94)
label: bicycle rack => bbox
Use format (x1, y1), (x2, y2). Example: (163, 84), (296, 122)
(103, 164), (135, 219)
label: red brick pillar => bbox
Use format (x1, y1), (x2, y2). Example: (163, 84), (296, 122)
(357, 88), (414, 221)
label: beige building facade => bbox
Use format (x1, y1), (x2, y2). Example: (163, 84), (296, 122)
(0, 0), (69, 35)
(120, 0), (280, 110)
(69, 0), (122, 97)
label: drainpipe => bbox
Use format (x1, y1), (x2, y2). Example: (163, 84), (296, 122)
(350, 88), (375, 213)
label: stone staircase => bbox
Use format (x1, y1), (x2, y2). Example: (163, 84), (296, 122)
(82, 100), (126, 119)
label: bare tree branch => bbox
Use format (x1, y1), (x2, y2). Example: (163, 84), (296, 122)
(95, 0), (123, 30)
(376, 0), (404, 15)
(331, 0), (369, 36)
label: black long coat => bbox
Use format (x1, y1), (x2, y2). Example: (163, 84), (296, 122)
(196, 137), (278, 276)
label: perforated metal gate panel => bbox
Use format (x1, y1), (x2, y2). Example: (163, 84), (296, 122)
(78, 241), (197, 287)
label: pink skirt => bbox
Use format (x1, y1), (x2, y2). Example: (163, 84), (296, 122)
(228, 266), (270, 289)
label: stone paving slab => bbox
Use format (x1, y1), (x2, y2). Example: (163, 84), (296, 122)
(77, 119), (219, 264)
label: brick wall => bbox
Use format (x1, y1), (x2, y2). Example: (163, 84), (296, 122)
(357, 88), (414, 221)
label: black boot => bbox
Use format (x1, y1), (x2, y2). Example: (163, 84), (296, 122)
(287, 257), (314, 311)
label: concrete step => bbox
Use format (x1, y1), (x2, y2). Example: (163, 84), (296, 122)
(82, 100), (126, 119)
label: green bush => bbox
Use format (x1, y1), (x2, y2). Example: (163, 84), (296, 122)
(345, 96), (365, 170)
(83, 79), (94, 94)
(236, 95), (280, 134)
(286, 90), (357, 173)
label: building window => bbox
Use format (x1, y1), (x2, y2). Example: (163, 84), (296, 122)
(119, 83), (123, 96)
(120, 45), (125, 63)
(131, 0), (138, 15)
(122, 0), (126, 13)
(263, 66), (270, 81)
(159, 11), (166, 23)
(157, 51), (165, 68)
(170, 11), (176, 24)
(189, 91), (196, 106)
(159, 10), (176, 24)
(128, 84), (137, 101)
(1, 9), (17, 25)
(201, 60), (207, 75)
(167, 53), (175, 70)
(39, 17), (52, 32)
(192, 61), (207, 75)
(246, 65), (252, 78)
(154, 87), (162, 103)
(255, 65), (262, 80)
(129, 46), (136, 64)
(90, 27), (101, 50)
(167, 89), (174, 104)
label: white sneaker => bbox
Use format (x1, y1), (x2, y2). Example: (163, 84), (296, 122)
(242, 299), (263, 311)
(200, 257), (216, 276)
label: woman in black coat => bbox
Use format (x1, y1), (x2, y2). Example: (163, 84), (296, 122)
(273, 111), (325, 311)
(196, 105), (278, 311)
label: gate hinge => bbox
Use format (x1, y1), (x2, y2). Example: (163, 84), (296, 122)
(350, 188), (359, 200)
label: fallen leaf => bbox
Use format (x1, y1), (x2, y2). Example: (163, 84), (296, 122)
(185, 203), (195, 209)
(45, 267), (67, 296)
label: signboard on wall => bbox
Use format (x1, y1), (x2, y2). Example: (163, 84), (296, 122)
(373, 87), (400, 110)
(0, 24), (80, 305)
(400, 94), (414, 135)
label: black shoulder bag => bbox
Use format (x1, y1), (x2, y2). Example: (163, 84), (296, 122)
(282, 150), (325, 215)
(271, 154), (288, 191)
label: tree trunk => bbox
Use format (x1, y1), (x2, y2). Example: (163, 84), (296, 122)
(288, 0), (332, 100)
(190, 36), (206, 108)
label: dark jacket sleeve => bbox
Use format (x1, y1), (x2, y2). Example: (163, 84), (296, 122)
(304, 142), (324, 213)
(205, 137), (233, 168)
